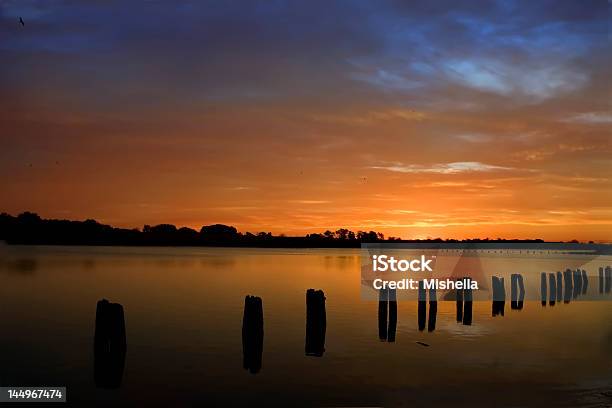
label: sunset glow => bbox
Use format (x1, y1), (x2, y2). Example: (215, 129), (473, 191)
(1, 1), (610, 241)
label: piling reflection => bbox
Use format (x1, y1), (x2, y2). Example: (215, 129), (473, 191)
(242, 295), (263, 374)
(94, 299), (126, 389)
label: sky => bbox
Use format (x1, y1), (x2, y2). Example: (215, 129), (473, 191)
(1, 0), (611, 241)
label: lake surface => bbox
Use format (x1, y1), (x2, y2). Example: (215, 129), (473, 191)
(1, 245), (611, 407)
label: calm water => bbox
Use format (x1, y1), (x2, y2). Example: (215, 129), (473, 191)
(1, 245), (611, 407)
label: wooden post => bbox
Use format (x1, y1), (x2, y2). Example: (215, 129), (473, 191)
(572, 270), (581, 299)
(428, 287), (437, 332)
(563, 269), (572, 303)
(540, 273), (547, 306)
(418, 281), (426, 331)
(511, 274), (525, 310)
(548, 273), (556, 306)
(463, 284), (473, 325)
(378, 288), (389, 340)
(491, 276), (505, 317)
(387, 289), (397, 342)
(242, 295), (264, 374)
(556, 271), (563, 301)
(456, 284), (464, 322)
(305, 289), (326, 356)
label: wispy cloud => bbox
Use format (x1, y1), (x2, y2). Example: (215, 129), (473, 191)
(226, 186), (255, 191)
(454, 133), (492, 143)
(371, 161), (513, 174)
(443, 58), (588, 101)
(290, 200), (331, 204)
(311, 109), (426, 125)
(562, 112), (612, 124)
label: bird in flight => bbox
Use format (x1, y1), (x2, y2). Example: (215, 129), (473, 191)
(19, 17), (25, 26)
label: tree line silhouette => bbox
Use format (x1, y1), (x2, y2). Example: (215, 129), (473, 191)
(0, 212), (547, 247)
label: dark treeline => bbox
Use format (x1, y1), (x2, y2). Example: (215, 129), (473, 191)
(0, 212), (548, 247)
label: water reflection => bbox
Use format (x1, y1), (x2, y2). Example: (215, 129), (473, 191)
(2, 246), (612, 407)
(242, 295), (263, 374)
(0, 258), (38, 275)
(93, 299), (126, 389)
(305, 289), (326, 356)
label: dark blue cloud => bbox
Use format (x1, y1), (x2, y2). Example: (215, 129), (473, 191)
(0, 0), (608, 111)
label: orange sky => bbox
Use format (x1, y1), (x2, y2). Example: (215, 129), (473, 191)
(1, 2), (611, 241)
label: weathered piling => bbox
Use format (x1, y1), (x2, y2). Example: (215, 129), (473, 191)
(428, 287), (437, 332)
(242, 295), (264, 374)
(606, 266), (611, 294)
(463, 286), (473, 325)
(94, 299), (127, 388)
(378, 288), (389, 341)
(548, 273), (557, 306)
(540, 273), (547, 306)
(581, 270), (588, 295)
(305, 289), (326, 356)
(572, 269), (581, 299)
(563, 269), (573, 303)
(556, 271), (563, 301)
(599, 267), (604, 294)
(491, 276), (505, 316)
(387, 289), (397, 342)
(456, 285), (464, 322)
(510, 274), (525, 310)
(418, 281), (426, 331)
